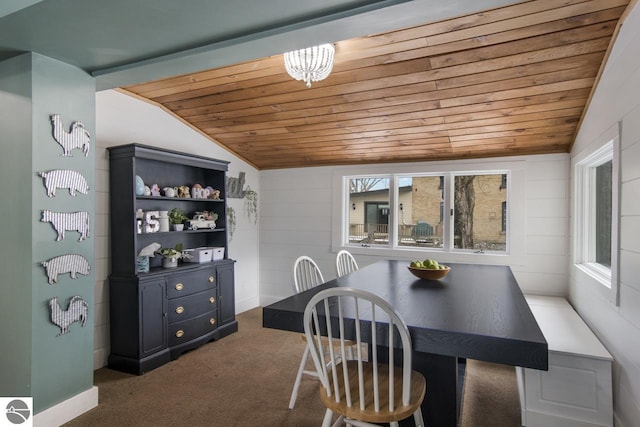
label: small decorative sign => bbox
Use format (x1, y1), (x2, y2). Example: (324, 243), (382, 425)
(41, 210), (90, 241)
(41, 254), (91, 284)
(49, 296), (88, 336)
(227, 172), (247, 198)
(50, 114), (90, 157)
(38, 169), (89, 197)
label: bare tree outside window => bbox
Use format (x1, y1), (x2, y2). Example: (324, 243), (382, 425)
(350, 178), (386, 193)
(454, 176), (476, 249)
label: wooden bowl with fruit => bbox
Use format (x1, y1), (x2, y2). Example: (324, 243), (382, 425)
(407, 259), (451, 280)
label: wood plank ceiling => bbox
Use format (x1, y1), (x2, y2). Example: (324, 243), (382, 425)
(123, 0), (630, 170)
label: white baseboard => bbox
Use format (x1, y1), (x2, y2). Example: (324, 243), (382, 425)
(34, 386), (98, 427)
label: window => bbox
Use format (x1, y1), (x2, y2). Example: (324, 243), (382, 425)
(348, 177), (389, 246)
(453, 174), (507, 251)
(345, 172), (508, 253)
(574, 136), (619, 303)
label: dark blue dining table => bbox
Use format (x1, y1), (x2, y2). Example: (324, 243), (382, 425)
(263, 259), (548, 426)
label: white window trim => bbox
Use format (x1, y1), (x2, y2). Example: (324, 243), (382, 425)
(331, 158), (526, 266)
(572, 124), (620, 306)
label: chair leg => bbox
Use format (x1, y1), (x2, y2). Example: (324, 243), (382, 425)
(289, 346), (310, 409)
(323, 409), (335, 427)
(413, 408), (425, 427)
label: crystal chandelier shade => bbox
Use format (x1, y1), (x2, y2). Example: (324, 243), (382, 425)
(284, 44), (335, 88)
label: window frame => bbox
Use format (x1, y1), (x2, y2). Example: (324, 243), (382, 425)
(572, 125), (620, 306)
(332, 159), (526, 265)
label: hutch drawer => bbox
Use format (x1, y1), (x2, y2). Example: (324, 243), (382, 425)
(169, 310), (218, 347)
(167, 267), (216, 299)
(168, 288), (217, 324)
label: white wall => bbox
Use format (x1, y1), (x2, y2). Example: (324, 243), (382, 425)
(259, 153), (570, 305)
(93, 90), (260, 369)
(569, 3), (640, 426)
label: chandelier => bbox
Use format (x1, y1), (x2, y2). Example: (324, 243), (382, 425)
(284, 44), (335, 88)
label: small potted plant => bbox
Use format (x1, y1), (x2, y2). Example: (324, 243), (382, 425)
(156, 243), (191, 268)
(168, 208), (189, 231)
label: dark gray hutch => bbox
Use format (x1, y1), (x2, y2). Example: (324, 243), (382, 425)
(107, 144), (237, 375)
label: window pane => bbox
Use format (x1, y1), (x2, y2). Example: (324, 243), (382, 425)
(454, 174), (507, 251)
(595, 160), (612, 267)
(398, 176), (444, 248)
(349, 178), (389, 246)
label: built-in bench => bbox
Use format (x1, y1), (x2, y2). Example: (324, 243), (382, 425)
(516, 295), (613, 427)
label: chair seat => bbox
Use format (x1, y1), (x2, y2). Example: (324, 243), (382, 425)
(319, 360), (426, 424)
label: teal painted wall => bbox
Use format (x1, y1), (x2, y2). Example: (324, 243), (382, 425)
(0, 52), (96, 414)
(0, 52), (35, 399)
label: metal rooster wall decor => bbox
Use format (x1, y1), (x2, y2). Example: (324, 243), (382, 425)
(50, 114), (90, 157)
(49, 296), (89, 336)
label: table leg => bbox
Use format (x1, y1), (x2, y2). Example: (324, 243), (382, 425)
(377, 347), (462, 427)
(413, 352), (461, 427)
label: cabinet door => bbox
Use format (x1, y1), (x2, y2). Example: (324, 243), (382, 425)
(140, 278), (168, 356)
(217, 262), (235, 325)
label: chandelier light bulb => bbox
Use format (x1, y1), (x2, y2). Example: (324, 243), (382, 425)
(284, 44), (335, 88)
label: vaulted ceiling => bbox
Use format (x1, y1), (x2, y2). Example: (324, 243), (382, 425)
(123, 0), (630, 169)
(1, 0), (632, 169)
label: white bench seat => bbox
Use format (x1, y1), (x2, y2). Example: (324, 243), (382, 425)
(516, 295), (613, 427)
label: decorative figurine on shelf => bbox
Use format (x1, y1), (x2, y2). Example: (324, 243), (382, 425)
(163, 187), (177, 197)
(177, 185), (190, 198)
(209, 188), (221, 200)
(150, 184), (161, 196)
(49, 296), (89, 336)
(188, 211), (218, 230)
(137, 242), (161, 273)
(135, 175), (145, 196)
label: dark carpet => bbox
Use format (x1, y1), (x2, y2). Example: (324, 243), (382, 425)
(63, 307), (521, 426)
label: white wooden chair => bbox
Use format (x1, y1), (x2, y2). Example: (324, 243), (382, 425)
(289, 256), (326, 409)
(336, 250), (359, 278)
(290, 256), (355, 409)
(303, 287), (426, 427)
(293, 255), (325, 293)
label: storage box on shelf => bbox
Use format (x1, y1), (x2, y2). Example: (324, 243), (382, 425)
(107, 144), (237, 375)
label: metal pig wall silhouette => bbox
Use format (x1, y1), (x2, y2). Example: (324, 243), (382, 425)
(41, 254), (91, 285)
(50, 114), (90, 157)
(39, 169), (89, 197)
(41, 210), (90, 241)
(49, 296), (88, 336)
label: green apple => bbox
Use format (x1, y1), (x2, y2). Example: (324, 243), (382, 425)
(410, 261), (422, 268)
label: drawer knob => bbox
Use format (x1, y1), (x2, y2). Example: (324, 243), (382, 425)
(209, 296), (215, 304)
(175, 283), (184, 291)
(176, 330), (184, 338)
(210, 318), (216, 325)
(208, 276), (215, 283)
(176, 306), (184, 314)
